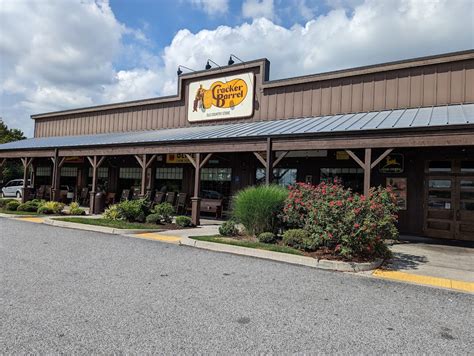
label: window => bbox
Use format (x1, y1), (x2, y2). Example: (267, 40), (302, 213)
(461, 161), (474, 173)
(156, 167), (184, 193)
(201, 168), (231, 182)
(201, 168), (232, 199)
(119, 167), (141, 179)
(256, 168), (297, 186)
(428, 161), (451, 172)
(320, 167), (364, 192)
(156, 167), (183, 180)
(36, 167), (51, 177)
(88, 167), (109, 178)
(60, 167), (77, 177)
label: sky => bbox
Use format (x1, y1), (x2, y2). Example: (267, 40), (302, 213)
(0, 0), (473, 137)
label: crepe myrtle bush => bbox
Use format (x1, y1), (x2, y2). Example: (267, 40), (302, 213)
(283, 181), (399, 259)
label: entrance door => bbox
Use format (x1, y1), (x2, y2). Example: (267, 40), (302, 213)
(456, 176), (474, 241)
(424, 160), (474, 241)
(424, 176), (455, 239)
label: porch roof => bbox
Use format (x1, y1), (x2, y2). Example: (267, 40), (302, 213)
(1, 103), (473, 152)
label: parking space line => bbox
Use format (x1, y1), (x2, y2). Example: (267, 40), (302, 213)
(373, 269), (474, 293)
(15, 217), (45, 224)
(132, 232), (182, 244)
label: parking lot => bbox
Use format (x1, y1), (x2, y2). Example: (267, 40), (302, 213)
(1, 218), (473, 354)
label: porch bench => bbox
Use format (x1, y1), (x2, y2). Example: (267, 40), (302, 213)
(187, 198), (223, 219)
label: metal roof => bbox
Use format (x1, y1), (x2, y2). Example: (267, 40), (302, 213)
(1, 104), (473, 152)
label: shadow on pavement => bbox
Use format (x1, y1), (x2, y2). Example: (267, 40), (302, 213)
(385, 252), (428, 271)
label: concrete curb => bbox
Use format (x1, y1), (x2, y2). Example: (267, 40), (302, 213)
(43, 217), (164, 235)
(179, 236), (383, 272)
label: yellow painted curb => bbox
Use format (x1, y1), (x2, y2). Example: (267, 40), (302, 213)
(373, 269), (474, 293)
(133, 232), (182, 244)
(15, 217), (44, 224)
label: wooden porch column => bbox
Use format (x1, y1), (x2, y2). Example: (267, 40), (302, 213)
(265, 138), (273, 185)
(253, 140), (288, 185)
(346, 148), (393, 196)
(186, 153), (212, 226)
(20, 157), (33, 203)
(51, 151), (66, 202)
(135, 154), (156, 197)
(0, 158), (6, 168)
(87, 155), (105, 213)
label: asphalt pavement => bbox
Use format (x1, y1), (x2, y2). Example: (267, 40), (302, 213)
(1, 218), (473, 354)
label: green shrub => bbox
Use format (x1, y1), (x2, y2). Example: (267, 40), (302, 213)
(153, 202), (174, 224)
(37, 201), (64, 214)
(116, 199), (148, 222)
(175, 215), (192, 227)
(145, 213), (161, 224)
(103, 204), (122, 220)
(282, 229), (315, 250)
(283, 182), (398, 258)
(257, 232), (275, 243)
(233, 185), (288, 236)
(69, 202), (85, 215)
(219, 220), (238, 237)
(0, 198), (16, 208)
(6, 200), (20, 211)
(17, 199), (44, 212)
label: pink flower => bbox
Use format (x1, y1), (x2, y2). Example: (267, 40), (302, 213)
(354, 223), (360, 229)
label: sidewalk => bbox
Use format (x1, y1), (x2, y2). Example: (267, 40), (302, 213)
(386, 237), (474, 283)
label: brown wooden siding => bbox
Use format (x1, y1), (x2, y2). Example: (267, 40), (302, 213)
(34, 58), (474, 137)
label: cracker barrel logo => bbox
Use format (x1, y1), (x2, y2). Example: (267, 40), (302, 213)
(193, 78), (248, 112)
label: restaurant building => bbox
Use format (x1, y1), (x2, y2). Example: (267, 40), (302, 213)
(0, 50), (473, 241)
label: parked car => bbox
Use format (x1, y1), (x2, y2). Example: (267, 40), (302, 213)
(1, 179), (31, 198)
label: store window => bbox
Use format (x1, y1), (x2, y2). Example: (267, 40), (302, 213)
(60, 167), (78, 177)
(201, 168), (232, 199)
(156, 167), (183, 192)
(89, 167), (109, 178)
(320, 167), (363, 192)
(428, 161), (452, 173)
(460, 161), (474, 173)
(119, 167), (141, 179)
(256, 168), (297, 187)
(36, 167), (51, 176)
(89, 167), (109, 191)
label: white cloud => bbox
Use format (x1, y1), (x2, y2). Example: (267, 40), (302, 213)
(188, 0), (229, 15)
(161, 0), (473, 92)
(0, 0), (472, 137)
(242, 0), (275, 20)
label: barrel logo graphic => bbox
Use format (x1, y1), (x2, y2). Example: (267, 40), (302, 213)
(188, 72), (254, 122)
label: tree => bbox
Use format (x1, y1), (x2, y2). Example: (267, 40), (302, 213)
(0, 118), (26, 184)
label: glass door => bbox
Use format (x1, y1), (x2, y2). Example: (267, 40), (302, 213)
(455, 177), (474, 241)
(424, 176), (455, 239)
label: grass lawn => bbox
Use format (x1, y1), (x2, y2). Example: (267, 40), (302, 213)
(53, 217), (163, 230)
(0, 209), (43, 216)
(190, 235), (303, 256)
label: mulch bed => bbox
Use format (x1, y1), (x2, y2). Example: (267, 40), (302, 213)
(303, 247), (375, 263)
(157, 223), (194, 230)
(232, 235), (376, 263)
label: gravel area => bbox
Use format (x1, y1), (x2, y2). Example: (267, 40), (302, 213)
(1, 218), (473, 354)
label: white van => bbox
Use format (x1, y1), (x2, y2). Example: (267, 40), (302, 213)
(1, 179), (30, 198)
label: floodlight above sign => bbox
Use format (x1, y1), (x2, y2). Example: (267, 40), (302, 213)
(187, 72), (254, 122)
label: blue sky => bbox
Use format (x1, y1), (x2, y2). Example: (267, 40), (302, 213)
(0, 0), (473, 137)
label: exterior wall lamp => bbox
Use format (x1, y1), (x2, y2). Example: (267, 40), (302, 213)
(177, 65), (196, 76)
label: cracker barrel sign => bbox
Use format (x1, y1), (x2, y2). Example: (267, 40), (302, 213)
(187, 73), (254, 122)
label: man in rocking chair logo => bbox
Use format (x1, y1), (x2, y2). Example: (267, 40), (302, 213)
(187, 72), (254, 122)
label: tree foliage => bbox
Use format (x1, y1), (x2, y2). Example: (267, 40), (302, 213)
(0, 118), (26, 184)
